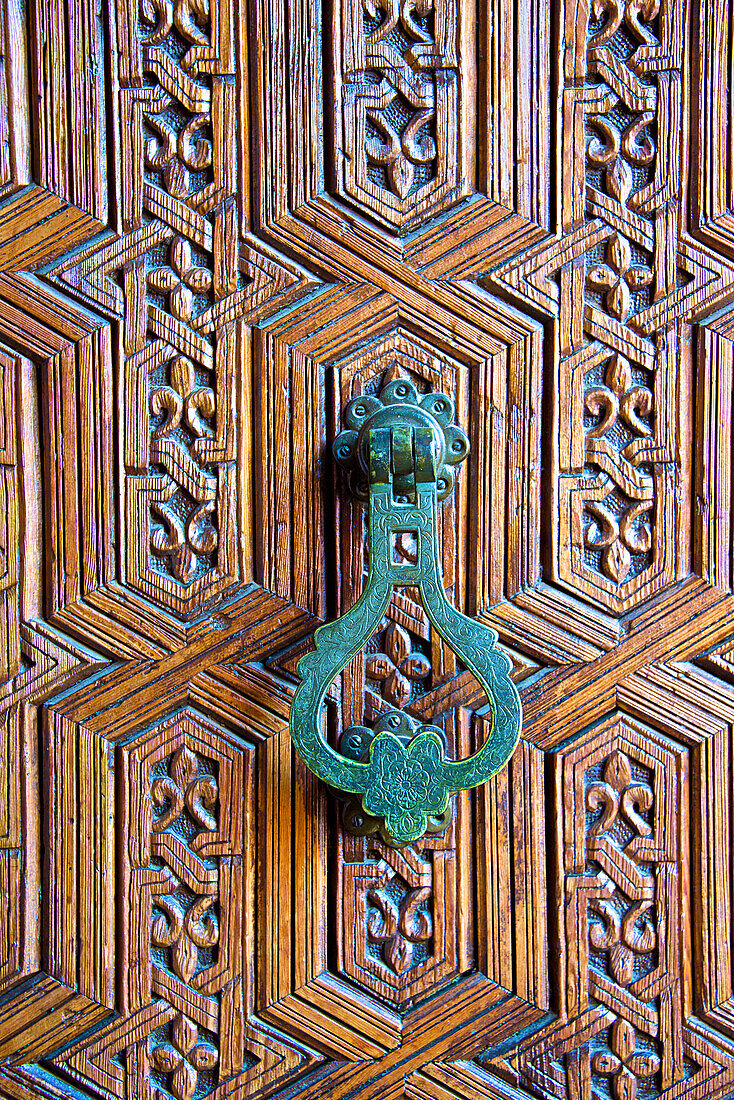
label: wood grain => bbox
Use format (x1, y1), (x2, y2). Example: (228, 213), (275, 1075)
(1, 0), (734, 1097)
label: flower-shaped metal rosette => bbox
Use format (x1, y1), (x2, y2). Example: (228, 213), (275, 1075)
(338, 711), (454, 846)
(332, 378), (469, 501)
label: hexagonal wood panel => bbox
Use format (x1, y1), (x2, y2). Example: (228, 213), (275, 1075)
(2, 0), (734, 1098)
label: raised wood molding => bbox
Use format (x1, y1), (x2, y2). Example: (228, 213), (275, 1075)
(2, 0), (734, 1098)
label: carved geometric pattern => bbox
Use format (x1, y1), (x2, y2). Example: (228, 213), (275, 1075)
(486, 0), (734, 618)
(44, 0), (318, 624)
(332, 0), (471, 228)
(553, 1), (687, 612)
(47, 708), (314, 1100)
(473, 675), (734, 1100)
(527, 717), (690, 1098)
(3, 0), (734, 1098)
(338, 806), (465, 1005)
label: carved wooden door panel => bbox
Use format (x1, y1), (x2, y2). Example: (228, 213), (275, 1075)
(2, 0), (734, 1098)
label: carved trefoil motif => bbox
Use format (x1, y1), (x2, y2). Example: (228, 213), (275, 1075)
(118, 0), (241, 616)
(515, 715), (692, 1099)
(331, 0), (471, 228)
(48, 0), (312, 622)
(339, 834), (462, 1004)
(50, 713), (252, 1098)
(554, 0), (688, 613)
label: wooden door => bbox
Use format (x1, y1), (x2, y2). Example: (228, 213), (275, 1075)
(1, 0), (734, 1097)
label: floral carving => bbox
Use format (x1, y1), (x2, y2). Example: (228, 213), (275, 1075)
(141, 0), (211, 50)
(584, 496), (652, 586)
(151, 745), (218, 834)
(585, 749), (653, 841)
(150, 497), (213, 585)
(150, 1013), (218, 1100)
(152, 883), (219, 983)
(585, 354), (653, 442)
(121, 0), (230, 605)
(139, 98), (220, 597)
(587, 114), (655, 204)
(151, 354), (215, 453)
(366, 621), (430, 707)
(142, 234), (220, 596)
(148, 238), (213, 327)
(143, 107), (213, 200)
(584, 746), (662, 1099)
(148, 350), (218, 584)
(360, 0), (440, 200)
(367, 871), (432, 975)
(334, 0), (464, 226)
(366, 99), (436, 201)
(592, 1019), (660, 1100)
(554, 0), (676, 610)
(587, 751), (657, 989)
(147, 742), (224, 1096)
(589, 897), (656, 985)
(588, 0), (660, 50)
(364, 0), (434, 51)
(512, 722), (691, 1095)
(587, 234), (653, 322)
(581, 350), (655, 585)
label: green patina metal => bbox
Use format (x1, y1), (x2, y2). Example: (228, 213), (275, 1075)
(289, 380), (522, 847)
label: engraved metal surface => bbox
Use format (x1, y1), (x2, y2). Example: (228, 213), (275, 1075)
(289, 382), (522, 845)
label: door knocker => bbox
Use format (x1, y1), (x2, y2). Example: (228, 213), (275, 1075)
(289, 380), (522, 846)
